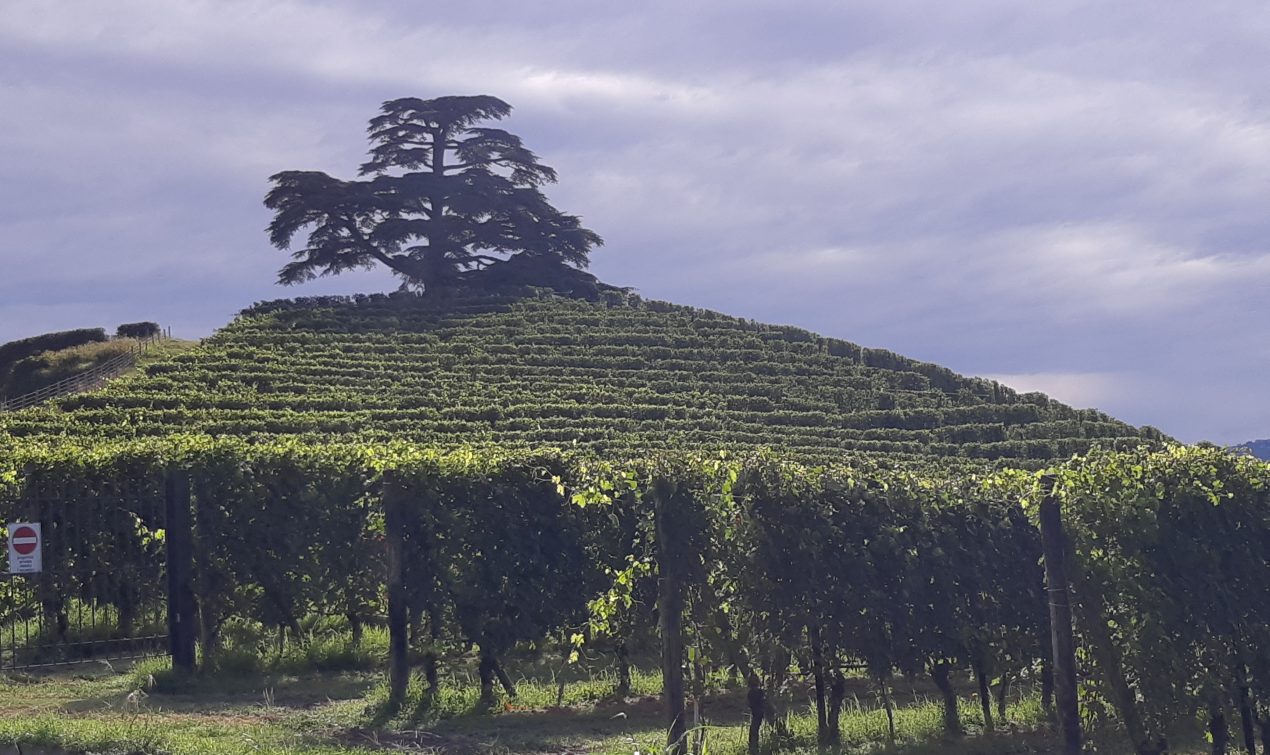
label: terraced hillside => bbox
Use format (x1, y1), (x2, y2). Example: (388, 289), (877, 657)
(0, 291), (1164, 462)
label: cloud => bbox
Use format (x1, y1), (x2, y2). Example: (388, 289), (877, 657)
(1, 0), (1269, 444)
(985, 371), (1124, 411)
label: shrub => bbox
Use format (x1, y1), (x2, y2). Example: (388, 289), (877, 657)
(0, 328), (107, 376)
(116, 322), (161, 339)
(4, 340), (135, 396)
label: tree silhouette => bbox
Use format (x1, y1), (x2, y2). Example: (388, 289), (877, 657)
(265, 95), (603, 293)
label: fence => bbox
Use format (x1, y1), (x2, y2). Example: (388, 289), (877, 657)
(0, 332), (167, 412)
(0, 471), (193, 671)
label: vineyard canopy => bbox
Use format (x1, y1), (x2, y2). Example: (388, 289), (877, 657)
(0, 291), (1165, 463)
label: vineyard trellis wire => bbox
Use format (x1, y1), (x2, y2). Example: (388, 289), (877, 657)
(0, 351), (137, 413)
(0, 331), (169, 413)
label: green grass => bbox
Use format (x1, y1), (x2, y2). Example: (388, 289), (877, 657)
(0, 656), (1212, 755)
(0, 714), (373, 755)
(1, 339), (135, 396)
(0, 336), (199, 399)
(129, 620), (389, 694)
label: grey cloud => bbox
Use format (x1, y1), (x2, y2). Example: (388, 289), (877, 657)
(0, 0), (1267, 444)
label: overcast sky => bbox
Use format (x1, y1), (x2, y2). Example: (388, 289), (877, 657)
(2, 0), (1268, 444)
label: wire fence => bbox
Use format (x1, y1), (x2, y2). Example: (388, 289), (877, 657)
(0, 332), (167, 412)
(1, 473), (172, 670)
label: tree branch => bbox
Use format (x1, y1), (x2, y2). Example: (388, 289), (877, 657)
(341, 220), (425, 280)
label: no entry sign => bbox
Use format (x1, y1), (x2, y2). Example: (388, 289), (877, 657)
(7, 522), (42, 574)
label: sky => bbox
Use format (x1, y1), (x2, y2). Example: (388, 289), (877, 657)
(1, 0), (1267, 444)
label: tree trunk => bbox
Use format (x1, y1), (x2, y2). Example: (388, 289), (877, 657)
(878, 673), (897, 745)
(827, 670), (846, 745)
(997, 670), (1011, 723)
(1235, 667), (1256, 755)
(347, 612), (363, 647)
(746, 673), (765, 755)
(974, 654), (995, 733)
(931, 661), (963, 737)
(478, 651), (497, 707)
(770, 646), (791, 690)
(492, 657), (517, 698)
(1211, 705), (1229, 755)
(809, 624), (829, 745)
(759, 651), (792, 740)
(615, 640), (633, 697)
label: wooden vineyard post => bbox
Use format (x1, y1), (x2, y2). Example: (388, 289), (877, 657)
(654, 478), (687, 755)
(1039, 474), (1081, 755)
(383, 477), (410, 706)
(164, 469), (197, 672)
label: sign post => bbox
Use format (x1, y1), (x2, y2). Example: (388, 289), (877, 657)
(6, 522), (42, 574)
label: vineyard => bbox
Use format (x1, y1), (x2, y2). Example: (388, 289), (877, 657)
(0, 291), (1263, 755)
(1, 439), (1267, 754)
(0, 291), (1164, 462)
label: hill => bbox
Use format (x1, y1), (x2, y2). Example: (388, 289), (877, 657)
(1235, 439), (1270, 460)
(0, 322), (174, 401)
(0, 291), (1164, 463)
(0, 327), (110, 395)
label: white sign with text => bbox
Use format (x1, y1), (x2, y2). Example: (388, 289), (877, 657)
(7, 522), (42, 574)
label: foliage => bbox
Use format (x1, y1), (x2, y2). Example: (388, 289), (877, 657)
(0, 293), (1163, 465)
(116, 322), (160, 339)
(2, 339), (137, 397)
(1, 438), (1264, 754)
(264, 95), (603, 294)
(1053, 445), (1270, 750)
(0, 328), (107, 380)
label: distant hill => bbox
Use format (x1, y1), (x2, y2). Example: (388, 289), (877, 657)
(1234, 439), (1270, 460)
(0, 291), (1166, 464)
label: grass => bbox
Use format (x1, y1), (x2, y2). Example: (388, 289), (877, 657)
(1, 336), (199, 398)
(2, 339), (135, 396)
(0, 647), (1217, 754)
(130, 619), (388, 694)
(0, 598), (168, 669)
(134, 336), (200, 367)
(0, 653), (1060, 755)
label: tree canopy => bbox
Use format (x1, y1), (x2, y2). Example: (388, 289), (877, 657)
(264, 95), (604, 293)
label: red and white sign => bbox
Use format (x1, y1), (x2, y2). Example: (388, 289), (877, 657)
(7, 522), (42, 574)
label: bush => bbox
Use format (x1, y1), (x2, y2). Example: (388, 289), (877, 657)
(116, 322), (161, 339)
(4, 340), (135, 396)
(0, 328), (107, 376)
